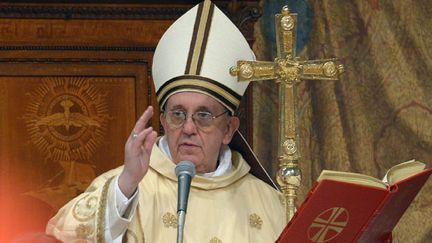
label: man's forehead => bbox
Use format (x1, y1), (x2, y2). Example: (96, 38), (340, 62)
(165, 92), (225, 111)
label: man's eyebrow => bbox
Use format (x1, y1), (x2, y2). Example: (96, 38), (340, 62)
(196, 106), (212, 112)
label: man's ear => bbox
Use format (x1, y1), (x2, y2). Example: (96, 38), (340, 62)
(222, 116), (240, 145)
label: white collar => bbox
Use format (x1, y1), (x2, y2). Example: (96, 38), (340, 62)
(158, 135), (232, 177)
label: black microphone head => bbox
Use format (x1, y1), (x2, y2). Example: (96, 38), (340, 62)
(175, 161), (196, 178)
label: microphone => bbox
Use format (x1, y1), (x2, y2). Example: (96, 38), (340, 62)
(175, 161), (196, 243)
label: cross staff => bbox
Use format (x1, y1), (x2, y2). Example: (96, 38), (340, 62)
(230, 6), (344, 222)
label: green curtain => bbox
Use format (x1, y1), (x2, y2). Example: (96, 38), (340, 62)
(252, 0), (432, 241)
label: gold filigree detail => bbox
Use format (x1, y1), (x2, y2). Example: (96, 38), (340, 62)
(282, 138), (297, 155)
(281, 5), (290, 15)
(282, 31), (293, 54)
(275, 59), (300, 84)
(75, 223), (93, 239)
(338, 64), (345, 74)
(162, 212), (177, 228)
(281, 16), (294, 31)
(279, 194), (286, 206)
(210, 237), (222, 243)
(254, 65), (276, 77)
(303, 63), (325, 76)
(323, 61), (337, 77)
(249, 213), (263, 229)
(239, 63), (254, 79)
(229, 66), (239, 76)
(72, 195), (98, 222)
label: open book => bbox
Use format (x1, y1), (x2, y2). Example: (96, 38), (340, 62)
(276, 160), (432, 243)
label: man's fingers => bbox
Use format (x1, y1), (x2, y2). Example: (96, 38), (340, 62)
(130, 127), (153, 150)
(129, 106), (154, 139)
(143, 131), (158, 151)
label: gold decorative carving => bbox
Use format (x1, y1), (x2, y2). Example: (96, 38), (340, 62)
(254, 64), (276, 77)
(162, 212), (177, 228)
(24, 77), (110, 163)
(308, 207), (349, 242)
(278, 194), (286, 205)
(21, 77), (111, 212)
(303, 63), (325, 76)
(75, 223), (94, 239)
(239, 63), (254, 79)
(323, 61), (337, 77)
(281, 16), (294, 31)
(209, 237), (222, 243)
(249, 213), (263, 229)
(231, 6), (344, 222)
(282, 138), (297, 155)
(282, 32), (293, 54)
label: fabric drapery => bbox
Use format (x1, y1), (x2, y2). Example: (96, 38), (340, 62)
(252, 0), (432, 241)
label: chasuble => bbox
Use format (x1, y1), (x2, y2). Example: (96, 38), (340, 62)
(47, 143), (286, 242)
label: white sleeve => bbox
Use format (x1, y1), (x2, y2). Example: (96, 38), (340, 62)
(105, 175), (139, 242)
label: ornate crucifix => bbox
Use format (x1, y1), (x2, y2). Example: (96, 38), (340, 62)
(230, 6), (344, 222)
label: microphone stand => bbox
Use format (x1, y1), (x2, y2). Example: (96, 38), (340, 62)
(175, 161), (196, 243)
(177, 210), (186, 243)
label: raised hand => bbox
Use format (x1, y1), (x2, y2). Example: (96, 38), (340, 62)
(119, 106), (158, 198)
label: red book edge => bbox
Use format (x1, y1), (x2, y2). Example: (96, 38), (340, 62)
(276, 167), (432, 243)
(355, 168), (432, 243)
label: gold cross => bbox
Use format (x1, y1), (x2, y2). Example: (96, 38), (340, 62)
(230, 6), (344, 222)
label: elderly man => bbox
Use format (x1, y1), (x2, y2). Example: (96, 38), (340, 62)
(46, 1), (285, 242)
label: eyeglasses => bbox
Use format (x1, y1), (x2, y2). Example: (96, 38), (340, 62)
(165, 109), (229, 130)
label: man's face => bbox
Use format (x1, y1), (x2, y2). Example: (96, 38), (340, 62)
(160, 92), (239, 173)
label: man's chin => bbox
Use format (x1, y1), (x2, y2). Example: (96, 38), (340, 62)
(173, 156), (206, 172)
(174, 155), (200, 165)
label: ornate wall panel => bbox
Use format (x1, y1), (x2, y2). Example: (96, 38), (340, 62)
(0, 7), (161, 242)
(0, 19), (173, 46)
(0, 59), (153, 241)
(0, 1), (260, 241)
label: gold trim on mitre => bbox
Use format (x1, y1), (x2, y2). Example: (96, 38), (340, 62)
(157, 75), (241, 114)
(185, 0), (214, 75)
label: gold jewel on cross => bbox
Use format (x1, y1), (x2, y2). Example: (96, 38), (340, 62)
(230, 6), (344, 222)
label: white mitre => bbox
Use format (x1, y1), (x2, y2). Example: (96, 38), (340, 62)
(152, 0), (277, 189)
(152, 0), (255, 114)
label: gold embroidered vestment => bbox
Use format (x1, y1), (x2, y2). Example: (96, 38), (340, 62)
(46, 144), (286, 242)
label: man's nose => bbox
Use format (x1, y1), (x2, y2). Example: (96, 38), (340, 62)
(182, 116), (198, 134)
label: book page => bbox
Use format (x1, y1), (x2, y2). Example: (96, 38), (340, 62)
(385, 160), (426, 185)
(317, 170), (387, 189)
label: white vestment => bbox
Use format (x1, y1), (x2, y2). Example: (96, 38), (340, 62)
(46, 142), (286, 242)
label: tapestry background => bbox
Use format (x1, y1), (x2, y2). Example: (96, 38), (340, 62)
(252, 0), (432, 241)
